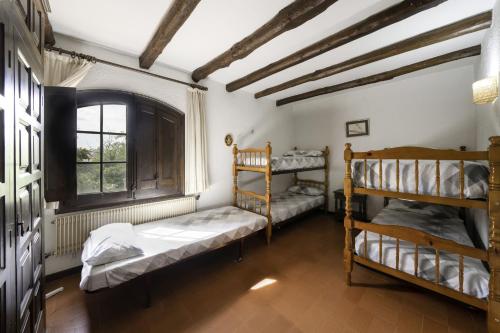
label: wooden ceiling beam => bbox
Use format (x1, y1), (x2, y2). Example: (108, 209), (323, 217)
(256, 11), (491, 98)
(276, 45), (481, 106)
(139, 0), (201, 69)
(191, 0), (339, 82)
(227, 0), (448, 92)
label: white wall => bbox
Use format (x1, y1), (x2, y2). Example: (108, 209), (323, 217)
(45, 34), (294, 274)
(475, 0), (500, 151)
(286, 60), (477, 218)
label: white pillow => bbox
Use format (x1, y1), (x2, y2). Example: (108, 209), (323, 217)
(288, 185), (323, 196)
(82, 223), (143, 266)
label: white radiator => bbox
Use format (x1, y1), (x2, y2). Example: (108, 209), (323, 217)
(54, 196), (196, 256)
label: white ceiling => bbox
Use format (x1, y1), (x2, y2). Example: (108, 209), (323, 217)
(48, 0), (495, 101)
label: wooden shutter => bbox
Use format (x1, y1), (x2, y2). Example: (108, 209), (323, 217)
(44, 86), (77, 202)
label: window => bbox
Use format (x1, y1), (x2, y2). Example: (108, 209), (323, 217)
(44, 89), (185, 213)
(76, 104), (127, 195)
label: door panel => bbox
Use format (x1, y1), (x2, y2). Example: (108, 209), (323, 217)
(31, 182), (40, 230)
(18, 122), (30, 175)
(18, 244), (32, 323)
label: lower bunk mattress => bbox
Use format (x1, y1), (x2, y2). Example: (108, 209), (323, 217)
(80, 206), (267, 292)
(271, 192), (324, 224)
(354, 199), (489, 298)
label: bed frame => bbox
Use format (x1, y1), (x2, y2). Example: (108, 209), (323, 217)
(232, 142), (329, 243)
(343, 137), (500, 331)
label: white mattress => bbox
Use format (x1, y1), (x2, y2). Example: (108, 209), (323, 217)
(80, 206), (267, 292)
(238, 156), (325, 172)
(271, 192), (324, 224)
(354, 199), (489, 298)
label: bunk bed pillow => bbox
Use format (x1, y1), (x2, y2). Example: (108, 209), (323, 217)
(283, 150), (323, 157)
(288, 185), (323, 196)
(82, 223), (143, 266)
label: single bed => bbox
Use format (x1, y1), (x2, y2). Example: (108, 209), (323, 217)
(352, 160), (489, 199)
(271, 192), (325, 224)
(354, 199), (489, 298)
(80, 206), (267, 292)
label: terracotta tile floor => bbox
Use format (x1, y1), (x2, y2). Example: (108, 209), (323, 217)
(46, 212), (486, 333)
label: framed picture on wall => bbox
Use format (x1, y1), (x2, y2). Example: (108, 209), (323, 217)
(346, 119), (369, 137)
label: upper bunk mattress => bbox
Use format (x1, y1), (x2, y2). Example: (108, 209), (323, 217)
(271, 192), (324, 224)
(352, 160), (489, 199)
(80, 206), (267, 292)
(354, 199), (489, 298)
(238, 156), (325, 172)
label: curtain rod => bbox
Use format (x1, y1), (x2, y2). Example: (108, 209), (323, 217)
(45, 46), (208, 91)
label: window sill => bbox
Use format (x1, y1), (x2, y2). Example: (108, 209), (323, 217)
(55, 193), (189, 215)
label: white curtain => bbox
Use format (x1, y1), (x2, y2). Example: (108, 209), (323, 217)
(44, 50), (94, 87)
(185, 88), (209, 194)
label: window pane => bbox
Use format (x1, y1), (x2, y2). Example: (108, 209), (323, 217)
(77, 105), (100, 132)
(103, 104), (126, 133)
(103, 135), (126, 162)
(77, 164), (100, 194)
(103, 163), (126, 192)
(77, 133), (100, 162)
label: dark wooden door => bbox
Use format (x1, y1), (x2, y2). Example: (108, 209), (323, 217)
(0, 5), (17, 333)
(13, 25), (44, 333)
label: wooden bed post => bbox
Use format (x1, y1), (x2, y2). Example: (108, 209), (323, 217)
(265, 142), (273, 244)
(324, 146), (330, 212)
(344, 143), (354, 286)
(488, 136), (500, 332)
(233, 144), (238, 207)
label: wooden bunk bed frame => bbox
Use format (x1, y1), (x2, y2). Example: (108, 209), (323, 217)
(343, 137), (500, 331)
(232, 142), (330, 244)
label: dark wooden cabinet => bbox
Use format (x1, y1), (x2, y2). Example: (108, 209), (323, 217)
(1, 0), (46, 332)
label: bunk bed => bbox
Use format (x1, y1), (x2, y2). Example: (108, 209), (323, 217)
(343, 138), (500, 331)
(80, 206), (268, 292)
(233, 142), (329, 243)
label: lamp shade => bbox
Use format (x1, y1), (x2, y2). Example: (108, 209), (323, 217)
(473, 76), (499, 104)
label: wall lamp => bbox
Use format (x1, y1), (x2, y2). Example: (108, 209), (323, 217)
(473, 75), (499, 105)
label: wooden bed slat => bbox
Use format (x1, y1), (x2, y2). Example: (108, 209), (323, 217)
(396, 238), (400, 270)
(436, 160), (440, 196)
(415, 160), (419, 195)
(379, 159), (383, 190)
(459, 255), (464, 293)
(353, 256), (488, 311)
(414, 244), (419, 276)
(396, 159), (400, 193)
(364, 230), (368, 257)
(353, 220), (488, 261)
(379, 234), (383, 264)
(460, 160), (465, 199)
(352, 147), (488, 161)
(353, 188), (487, 209)
(436, 249), (440, 284)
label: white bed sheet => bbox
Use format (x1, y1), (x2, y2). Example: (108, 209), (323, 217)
(80, 206), (267, 292)
(271, 192), (324, 224)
